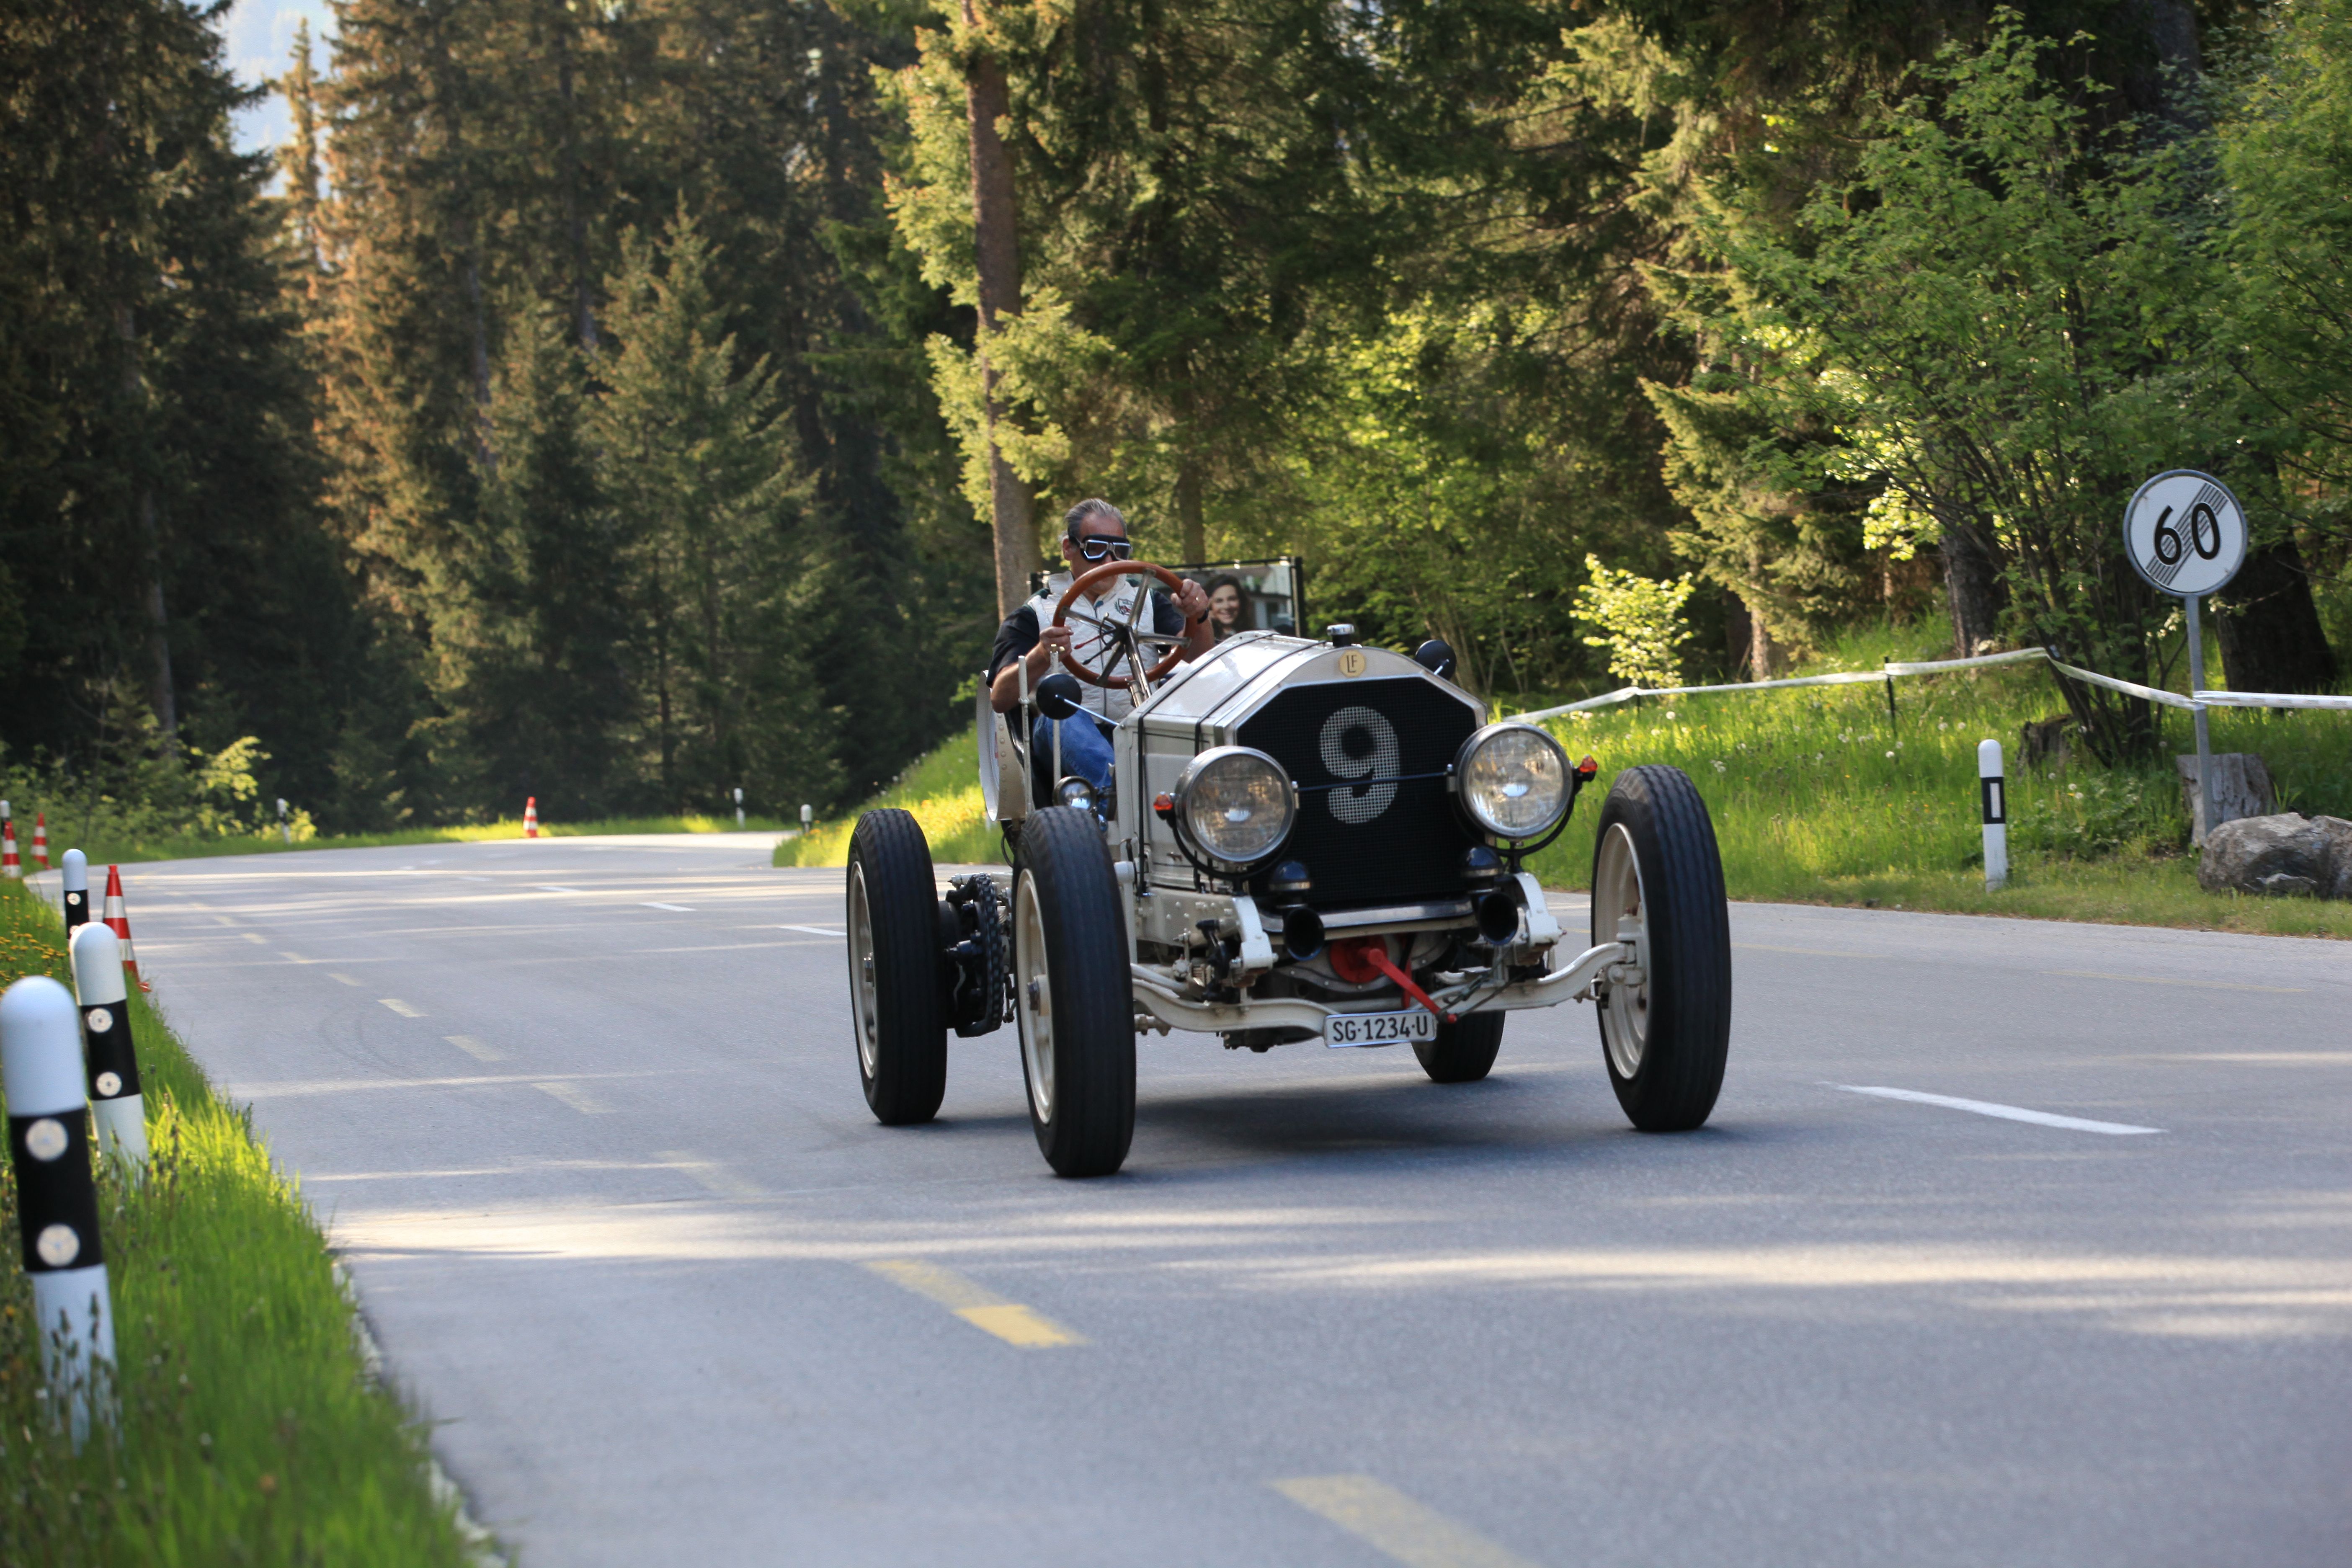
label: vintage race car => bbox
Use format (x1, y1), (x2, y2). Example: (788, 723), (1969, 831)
(843, 558), (1733, 1176)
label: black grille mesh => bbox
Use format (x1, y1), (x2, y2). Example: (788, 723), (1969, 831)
(1238, 677), (1480, 905)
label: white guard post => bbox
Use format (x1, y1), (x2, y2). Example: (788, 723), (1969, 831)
(1, 976), (118, 1447)
(800, 803), (813, 833)
(1978, 739), (2008, 890)
(61, 848), (90, 932)
(734, 787), (745, 829)
(277, 797), (291, 845)
(69, 923), (147, 1169)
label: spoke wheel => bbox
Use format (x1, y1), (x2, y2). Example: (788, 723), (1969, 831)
(1591, 766), (1733, 1132)
(846, 809), (949, 1125)
(1011, 807), (1135, 1177)
(1593, 822), (1651, 1081)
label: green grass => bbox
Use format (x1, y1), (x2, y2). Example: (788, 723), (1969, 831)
(32, 812), (791, 870)
(0, 878), (482, 1565)
(787, 622), (2352, 937)
(774, 732), (1000, 868)
(1516, 621), (2352, 937)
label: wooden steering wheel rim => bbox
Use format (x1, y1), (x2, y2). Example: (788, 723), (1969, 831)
(1052, 559), (1191, 688)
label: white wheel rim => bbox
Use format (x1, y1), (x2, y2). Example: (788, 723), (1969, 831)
(1014, 869), (1055, 1123)
(848, 860), (881, 1080)
(1594, 822), (1652, 1079)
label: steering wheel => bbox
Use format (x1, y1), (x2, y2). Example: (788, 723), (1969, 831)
(1053, 560), (1194, 689)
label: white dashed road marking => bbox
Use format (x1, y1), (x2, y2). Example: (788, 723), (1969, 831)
(1837, 1084), (2163, 1135)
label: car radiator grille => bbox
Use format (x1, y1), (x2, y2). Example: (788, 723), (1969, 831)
(1236, 676), (1482, 907)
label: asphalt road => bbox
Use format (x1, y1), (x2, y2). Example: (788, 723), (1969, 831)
(90, 835), (2352, 1566)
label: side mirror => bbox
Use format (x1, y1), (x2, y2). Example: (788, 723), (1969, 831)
(1035, 671), (1084, 722)
(1413, 639), (1457, 680)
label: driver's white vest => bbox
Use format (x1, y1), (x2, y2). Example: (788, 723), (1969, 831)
(1025, 572), (1155, 723)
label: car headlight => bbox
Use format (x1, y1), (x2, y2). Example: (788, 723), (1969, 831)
(1172, 747), (1296, 869)
(1454, 723), (1571, 840)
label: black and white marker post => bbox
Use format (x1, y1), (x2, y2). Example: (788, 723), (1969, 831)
(1978, 738), (2008, 891)
(2, 975), (117, 1446)
(60, 847), (90, 932)
(2124, 470), (2248, 843)
(69, 923), (147, 1169)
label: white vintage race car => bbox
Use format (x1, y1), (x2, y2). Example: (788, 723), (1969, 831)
(843, 559), (1733, 1176)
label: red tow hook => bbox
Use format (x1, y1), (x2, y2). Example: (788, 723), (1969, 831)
(1328, 936), (1454, 1024)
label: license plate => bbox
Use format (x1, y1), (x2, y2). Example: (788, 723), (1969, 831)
(1324, 1008), (1439, 1048)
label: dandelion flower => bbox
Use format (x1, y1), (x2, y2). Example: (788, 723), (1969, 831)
(1712, 759), (1727, 773)
(1885, 750), (1895, 758)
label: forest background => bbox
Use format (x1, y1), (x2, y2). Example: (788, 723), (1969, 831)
(2, 0), (2347, 834)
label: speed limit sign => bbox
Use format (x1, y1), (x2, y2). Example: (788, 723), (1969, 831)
(2124, 469), (2246, 598)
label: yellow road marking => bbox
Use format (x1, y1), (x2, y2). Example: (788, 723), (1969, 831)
(532, 1081), (611, 1114)
(445, 1034), (505, 1063)
(327, 972), (362, 987)
(2043, 968), (2304, 994)
(1272, 1476), (1539, 1568)
(378, 997), (424, 1017)
(863, 1259), (1084, 1347)
(658, 1151), (766, 1200)
(242, 932), (269, 946)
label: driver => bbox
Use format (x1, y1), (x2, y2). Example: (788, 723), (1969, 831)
(988, 499), (1214, 800)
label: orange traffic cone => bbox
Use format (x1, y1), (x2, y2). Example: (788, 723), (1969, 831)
(103, 864), (148, 991)
(31, 811), (47, 871)
(1, 803), (17, 879)
(524, 796), (539, 839)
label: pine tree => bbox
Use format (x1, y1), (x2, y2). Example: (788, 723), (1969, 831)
(593, 210), (838, 812)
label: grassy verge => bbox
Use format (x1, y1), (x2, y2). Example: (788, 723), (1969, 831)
(774, 733), (999, 868)
(35, 812), (791, 870)
(782, 623), (2352, 937)
(0, 878), (481, 1565)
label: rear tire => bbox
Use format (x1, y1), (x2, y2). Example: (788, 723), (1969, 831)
(1011, 807), (1135, 1177)
(848, 810), (949, 1125)
(1413, 1011), (1504, 1083)
(1591, 765), (1731, 1131)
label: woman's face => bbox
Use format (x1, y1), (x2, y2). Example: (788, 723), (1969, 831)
(1209, 584), (1243, 626)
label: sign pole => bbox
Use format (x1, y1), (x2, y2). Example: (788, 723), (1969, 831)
(2184, 593), (2213, 844)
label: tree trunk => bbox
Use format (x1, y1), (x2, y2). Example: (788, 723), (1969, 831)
(961, 1), (1035, 616)
(1746, 601), (1780, 678)
(2214, 534), (2337, 696)
(1939, 524), (2004, 656)
(1174, 456), (1205, 563)
(117, 304), (175, 738)
(552, 5), (598, 349)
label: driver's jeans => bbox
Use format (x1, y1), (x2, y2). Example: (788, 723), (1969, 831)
(1032, 712), (1114, 799)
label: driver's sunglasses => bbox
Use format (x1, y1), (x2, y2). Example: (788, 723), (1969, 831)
(1075, 535), (1135, 562)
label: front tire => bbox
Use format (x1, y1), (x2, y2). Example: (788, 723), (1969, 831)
(848, 810), (949, 1125)
(1413, 1011), (1504, 1083)
(1011, 807), (1135, 1177)
(1591, 766), (1731, 1131)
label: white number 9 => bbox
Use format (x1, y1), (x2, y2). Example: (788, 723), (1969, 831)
(1319, 705), (1400, 825)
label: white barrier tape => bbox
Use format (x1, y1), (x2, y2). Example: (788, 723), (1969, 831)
(2044, 658), (2199, 711)
(1880, 648), (2050, 676)
(1514, 644), (2257, 723)
(2193, 689), (2352, 710)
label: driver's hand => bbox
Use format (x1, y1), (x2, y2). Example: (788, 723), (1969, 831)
(1032, 624), (1074, 667)
(1174, 579), (1210, 623)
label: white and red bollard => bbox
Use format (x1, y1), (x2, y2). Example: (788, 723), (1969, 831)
(101, 865), (146, 992)
(1, 801), (18, 879)
(31, 812), (48, 872)
(69, 924), (146, 1170)
(524, 796), (539, 839)
(2, 975), (117, 1447)
(60, 848), (90, 932)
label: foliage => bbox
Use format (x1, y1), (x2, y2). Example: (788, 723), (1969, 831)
(0, 880), (478, 1565)
(1652, 17), (2264, 764)
(1573, 554), (1698, 687)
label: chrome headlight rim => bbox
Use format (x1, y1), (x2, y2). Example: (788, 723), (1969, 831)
(1451, 721), (1573, 843)
(1171, 745), (1297, 872)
